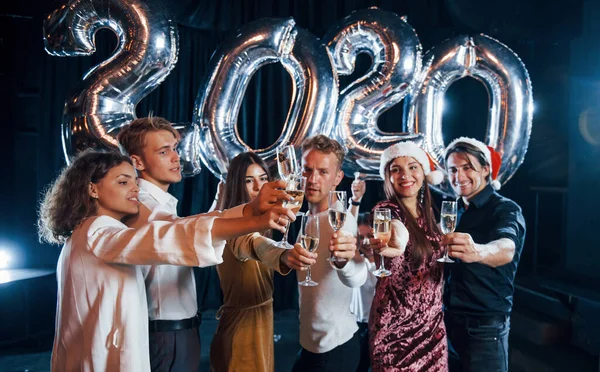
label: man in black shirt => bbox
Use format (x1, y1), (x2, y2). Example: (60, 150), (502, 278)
(442, 137), (526, 372)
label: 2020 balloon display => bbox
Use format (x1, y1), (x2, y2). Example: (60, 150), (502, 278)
(44, 2), (533, 194)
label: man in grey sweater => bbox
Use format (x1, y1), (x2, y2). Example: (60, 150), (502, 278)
(282, 135), (372, 372)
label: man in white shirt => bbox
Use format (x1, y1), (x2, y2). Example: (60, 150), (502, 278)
(281, 135), (368, 372)
(118, 117), (293, 371)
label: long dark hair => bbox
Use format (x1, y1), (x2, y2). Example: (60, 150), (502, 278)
(38, 150), (133, 244)
(217, 152), (272, 211)
(383, 160), (441, 269)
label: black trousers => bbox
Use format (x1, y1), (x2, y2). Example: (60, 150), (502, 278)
(291, 331), (361, 372)
(356, 322), (371, 372)
(149, 326), (201, 372)
(445, 313), (510, 372)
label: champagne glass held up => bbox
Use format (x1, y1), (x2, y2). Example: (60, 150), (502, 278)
(372, 208), (392, 277)
(273, 175), (306, 249)
(327, 191), (347, 262)
(298, 214), (320, 287)
(276, 145), (298, 182)
(437, 201), (457, 263)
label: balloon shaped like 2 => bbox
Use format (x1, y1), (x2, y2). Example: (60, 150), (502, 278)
(405, 34), (533, 197)
(43, 0), (184, 164)
(323, 7), (424, 180)
(193, 18), (338, 179)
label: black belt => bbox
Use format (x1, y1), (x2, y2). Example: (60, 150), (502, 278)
(449, 313), (508, 328)
(148, 314), (200, 332)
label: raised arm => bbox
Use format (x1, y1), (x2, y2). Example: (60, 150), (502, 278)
(370, 219), (409, 258)
(212, 206), (295, 240)
(89, 206), (296, 267)
(88, 215), (228, 267)
(331, 213), (367, 288)
(349, 176), (366, 218)
(229, 233), (291, 275)
(443, 203), (525, 267)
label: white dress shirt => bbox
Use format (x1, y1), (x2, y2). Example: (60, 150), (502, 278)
(52, 214), (226, 372)
(130, 179), (245, 321)
(137, 179), (197, 321)
(296, 210), (368, 353)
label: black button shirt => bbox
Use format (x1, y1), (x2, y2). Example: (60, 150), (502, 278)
(444, 185), (526, 317)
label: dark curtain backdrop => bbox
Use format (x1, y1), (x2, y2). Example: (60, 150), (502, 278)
(2, 0), (583, 310)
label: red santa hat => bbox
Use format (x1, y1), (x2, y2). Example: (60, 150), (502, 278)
(445, 137), (502, 190)
(380, 141), (444, 185)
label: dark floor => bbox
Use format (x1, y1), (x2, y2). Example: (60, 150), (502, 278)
(0, 310), (301, 372)
(0, 310), (597, 372)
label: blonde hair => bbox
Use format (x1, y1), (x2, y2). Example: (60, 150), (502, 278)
(301, 135), (345, 169)
(117, 116), (180, 156)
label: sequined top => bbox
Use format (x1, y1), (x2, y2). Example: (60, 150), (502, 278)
(369, 200), (448, 372)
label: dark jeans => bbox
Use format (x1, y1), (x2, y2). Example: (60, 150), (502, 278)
(291, 331), (360, 372)
(356, 322), (371, 372)
(149, 326), (201, 372)
(445, 313), (510, 372)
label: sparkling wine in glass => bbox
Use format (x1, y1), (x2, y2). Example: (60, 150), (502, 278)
(274, 175), (306, 249)
(277, 145), (298, 182)
(373, 208), (392, 277)
(298, 214), (320, 287)
(327, 191), (347, 262)
(437, 200), (457, 263)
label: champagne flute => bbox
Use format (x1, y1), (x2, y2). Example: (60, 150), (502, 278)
(327, 191), (347, 262)
(276, 145), (298, 182)
(373, 208), (392, 277)
(298, 214), (320, 287)
(437, 201), (457, 263)
(274, 175), (306, 249)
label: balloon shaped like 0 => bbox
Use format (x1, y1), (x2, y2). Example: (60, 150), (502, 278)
(43, 0), (189, 169)
(406, 34), (533, 196)
(323, 7), (424, 179)
(193, 18), (338, 178)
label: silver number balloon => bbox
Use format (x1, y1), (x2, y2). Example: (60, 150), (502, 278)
(193, 18), (338, 178)
(43, 0), (184, 166)
(172, 122), (202, 177)
(323, 7), (424, 179)
(405, 34), (533, 196)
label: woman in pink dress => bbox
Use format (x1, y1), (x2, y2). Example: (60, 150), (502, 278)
(369, 141), (448, 371)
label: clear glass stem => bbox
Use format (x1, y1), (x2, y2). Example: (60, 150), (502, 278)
(379, 251), (386, 271)
(306, 267), (312, 282)
(281, 220), (290, 243)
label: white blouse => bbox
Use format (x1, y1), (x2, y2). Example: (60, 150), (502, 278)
(52, 213), (225, 372)
(350, 258), (377, 323)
